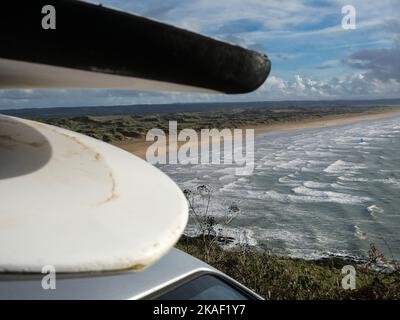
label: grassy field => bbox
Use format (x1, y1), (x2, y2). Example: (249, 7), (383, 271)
(37, 105), (397, 143)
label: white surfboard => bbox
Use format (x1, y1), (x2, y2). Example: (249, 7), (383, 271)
(0, 115), (188, 273)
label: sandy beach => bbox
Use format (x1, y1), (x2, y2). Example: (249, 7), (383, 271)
(113, 108), (400, 159)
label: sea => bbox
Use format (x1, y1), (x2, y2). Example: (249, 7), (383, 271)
(159, 116), (400, 261)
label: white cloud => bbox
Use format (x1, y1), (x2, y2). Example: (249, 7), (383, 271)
(252, 73), (400, 100)
(1, 72), (399, 110)
(103, 0), (330, 33)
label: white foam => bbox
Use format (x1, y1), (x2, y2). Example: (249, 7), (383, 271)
(300, 166), (321, 173)
(331, 183), (362, 191)
(221, 227), (258, 249)
(182, 178), (204, 189)
(303, 181), (331, 189)
(323, 160), (366, 174)
(215, 167), (237, 175)
(275, 158), (305, 170)
(262, 189), (371, 205)
(354, 225), (368, 240)
(255, 227), (307, 243)
(219, 181), (238, 192)
(262, 159), (279, 167)
(367, 205), (384, 218)
(185, 224), (258, 249)
(278, 176), (302, 187)
(374, 178), (400, 188)
(338, 175), (368, 182)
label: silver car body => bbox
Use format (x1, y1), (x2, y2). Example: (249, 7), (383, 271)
(0, 248), (262, 300)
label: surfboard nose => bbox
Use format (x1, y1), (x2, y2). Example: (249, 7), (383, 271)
(234, 52), (271, 94)
(0, 1), (271, 94)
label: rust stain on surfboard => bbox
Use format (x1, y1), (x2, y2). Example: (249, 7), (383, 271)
(44, 124), (120, 204)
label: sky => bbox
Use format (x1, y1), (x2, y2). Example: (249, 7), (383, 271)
(1, 0), (400, 109)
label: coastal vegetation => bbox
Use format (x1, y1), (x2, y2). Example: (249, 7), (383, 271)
(177, 236), (400, 299)
(36, 105), (397, 143)
(177, 185), (400, 300)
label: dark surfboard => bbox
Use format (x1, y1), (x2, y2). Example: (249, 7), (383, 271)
(0, 0), (271, 93)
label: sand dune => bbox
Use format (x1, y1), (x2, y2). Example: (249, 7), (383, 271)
(113, 108), (400, 159)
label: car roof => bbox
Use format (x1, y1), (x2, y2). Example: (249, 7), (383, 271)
(0, 248), (217, 300)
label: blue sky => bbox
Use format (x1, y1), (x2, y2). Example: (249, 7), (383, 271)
(1, 0), (399, 109)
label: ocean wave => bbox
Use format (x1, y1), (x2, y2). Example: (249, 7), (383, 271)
(256, 228), (307, 243)
(215, 167), (237, 175)
(353, 145), (382, 150)
(323, 160), (366, 174)
(182, 178), (205, 188)
(300, 166), (322, 173)
(219, 181), (239, 192)
(330, 182), (362, 191)
(338, 175), (369, 182)
(303, 181), (331, 189)
(354, 225), (368, 240)
(163, 116), (400, 261)
(367, 205), (384, 218)
(275, 158), (305, 170)
(260, 189), (371, 205)
(374, 178), (400, 188)
(261, 159), (280, 167)
(184, 224), (257, 249)
(278, 176), (302, 187)
(305, 150), (338, 157)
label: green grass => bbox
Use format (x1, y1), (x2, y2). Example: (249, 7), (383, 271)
(37, 105), (396, 143)
(177, 236), (400, 300)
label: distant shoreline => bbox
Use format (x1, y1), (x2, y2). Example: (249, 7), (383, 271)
(4, 98), (400, 118)
(253, 108), (400, 135)
(113, 108), (400, 159)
